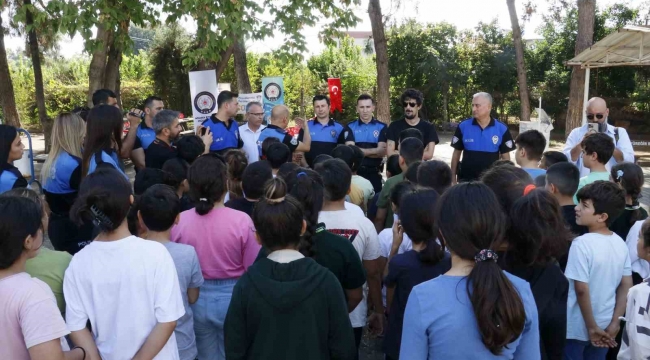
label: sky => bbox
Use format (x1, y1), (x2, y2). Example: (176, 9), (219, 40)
(3, 0), (635, 58)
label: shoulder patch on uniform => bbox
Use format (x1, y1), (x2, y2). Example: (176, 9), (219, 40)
(344, 131), (349, 139)
(492, 135), (499, 145)
(505, 140), (513, 148)
(452, 136), (459, 144)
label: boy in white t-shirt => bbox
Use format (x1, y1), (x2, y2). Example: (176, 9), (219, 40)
(315, 158), (383, 358)
(64, 168), (185, 360)
(564, 181), (632, 359)
(619, 218), (650, 359)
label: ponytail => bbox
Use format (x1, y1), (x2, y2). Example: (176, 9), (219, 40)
(253, 177), (304, 251)
(399, 190), (444, 265)
(468, 252), (526, 354)
(284, 169), (324, 257)
(436, 183), (526, 354)
(187, 154), (228, 216)
(611, 162), (645, 225)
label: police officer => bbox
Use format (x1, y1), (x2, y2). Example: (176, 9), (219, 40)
(121, 96), (163, 169)
(450, 92), (515, 183)
(305, 95), (355, 167)
(257, 105), (311, 157)
(347, 94), (387, 192)
(201, 91), (244, 154)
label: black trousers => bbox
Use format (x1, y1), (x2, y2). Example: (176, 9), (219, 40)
(49, 213), (95, 255)
(353, 327), (363, 360)
(358, 166), (383, 193)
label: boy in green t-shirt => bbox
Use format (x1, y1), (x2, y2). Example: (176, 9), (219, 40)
(574, 132), (615, 203)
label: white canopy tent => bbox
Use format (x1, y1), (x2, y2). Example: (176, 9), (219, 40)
(566, 25), (650, 125)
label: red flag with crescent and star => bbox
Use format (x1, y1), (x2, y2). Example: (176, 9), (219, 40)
(328, 78), (342, 113)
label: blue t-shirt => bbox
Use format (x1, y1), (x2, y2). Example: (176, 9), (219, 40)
(0, 164), (27, 194)
(201, 115), (244, 153)
(347, 118), (387, 168)
(383, 250), (451, 359)
(43, 152), (81, 194)
(400, 271), (540, 359)
(523, 167), (546, 180)
(88, 150), (128, 180)
(304, 118), (355, 167)
(133, 123), (156, 150)
(257, 124), (304, 156)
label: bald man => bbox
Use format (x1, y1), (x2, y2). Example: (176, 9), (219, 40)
(563, 97), (634, 177)
(256, 105), (311, 158)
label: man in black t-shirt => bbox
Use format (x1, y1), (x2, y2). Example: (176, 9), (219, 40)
(145, 110), (212, 169)
(386, 89), (439, 161)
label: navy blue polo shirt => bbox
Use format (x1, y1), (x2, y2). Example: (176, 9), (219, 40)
(257, 124), (304, 157)
(133, 122), (156, 150)
(43, 152), (82, 215)
(202, 114), (244, 154)
(347, 118), (387, 168)
(451, 118), (515, 181)
(305, 118), (355, 167)
(0, 164), (27, 194)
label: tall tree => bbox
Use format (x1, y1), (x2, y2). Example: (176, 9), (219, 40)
(0, 12), (21, 127)
(22, 0), (49, 147)
(233, 38), (251, 93)
(87, 23), (111, 106)
(506, 0), (531, 122)
(368, 0), (390, 124)
(565, 0), (596, 132)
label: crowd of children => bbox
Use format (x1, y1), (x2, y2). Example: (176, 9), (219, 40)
(2, 112), (650, 360)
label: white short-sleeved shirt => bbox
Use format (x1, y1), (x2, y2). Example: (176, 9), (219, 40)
(562, 122), (635, 177)
(618, 279), (650, 360)
(344, 201), (365, 217)
(565, 232), (632, 341)
(239, 123), (266, 164)
(64, 236), (185, 360)
(319, 209), (381, 328)
(626, 220), (650, 279)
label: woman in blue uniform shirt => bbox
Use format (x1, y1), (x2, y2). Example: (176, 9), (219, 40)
(0, 124), (28, 193)
(41, 113), (94, 254)
(82, 105), (128, 179)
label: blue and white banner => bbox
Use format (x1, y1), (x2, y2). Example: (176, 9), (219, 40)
(189, 70), (219, 124)
(261, 77), (285, 123)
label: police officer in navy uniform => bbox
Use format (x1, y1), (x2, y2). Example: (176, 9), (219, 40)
(305, 95), (355, 167)
(120, 96), (163, 170)
(201, 91), (244, 155)
(347, 94), (387, 192)
(0, 125), (27, 194)
(450, 92), (515, 183)
(257, 104), (311, 157)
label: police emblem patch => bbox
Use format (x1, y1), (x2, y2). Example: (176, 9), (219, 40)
(492, 135), (499, 145)
(505, 140), (513, 148)
(194, 91), (216, 115)
(452, 136), (459, 144)
(373, 130), (379, 138)
(331, 130), (337, 138)
(290, 137), (298, 145)
(344, 131), (349, 139)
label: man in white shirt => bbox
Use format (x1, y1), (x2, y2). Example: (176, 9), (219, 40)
(563, 97), (634, 177)
(239, 102), (266, 163)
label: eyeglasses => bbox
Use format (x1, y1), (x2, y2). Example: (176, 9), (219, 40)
(249, 112), (265, 117)
(586, 114), (605, 120)
(402, 102), (418, 108)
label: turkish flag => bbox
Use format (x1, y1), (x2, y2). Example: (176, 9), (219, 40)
(328, 78), (343, 113)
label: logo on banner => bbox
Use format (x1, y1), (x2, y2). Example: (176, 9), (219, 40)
(492, 135), (499, 145)
(194, 92), (216, 114)
(373, 130), (379, 138)
(330, 130), (337, 138)
(264, 83), (282, 102)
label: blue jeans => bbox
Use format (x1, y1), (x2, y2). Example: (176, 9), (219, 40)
(191, 279), (237, 360)
(564, 339), (609, 360)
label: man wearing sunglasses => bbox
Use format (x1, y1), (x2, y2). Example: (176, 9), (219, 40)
(450, 92), (515, 183)
(386, 89), (439, 161)
(239, 102), (267, 163)
(563, 97), (634, 177)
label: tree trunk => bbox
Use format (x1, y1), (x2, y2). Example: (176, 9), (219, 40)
(87, 23), (111, 107)
(104, 21), (128, 101)
(24, 0), (50, 149)
(565, 0), (596, 133)
(196, 44), (234, 85)
(233, 38), (251, 93)
(442, 87), (449, 123)
(507, 0), (531, 122)
(368, 0), (391, 124)
(0, 15), (21, 127)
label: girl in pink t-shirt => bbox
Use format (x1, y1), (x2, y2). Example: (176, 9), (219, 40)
(171, 153), (260, 360)
(0, 195), (84, 360)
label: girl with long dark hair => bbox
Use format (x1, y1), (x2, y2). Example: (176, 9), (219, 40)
(81, 105), (127, 179)
(400, 183), (540, 359)
(610, 162), (648, 240)
(0, 125), (27, 193)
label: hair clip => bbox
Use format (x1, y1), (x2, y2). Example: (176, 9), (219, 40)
(296, 171), (307, 178)
(90, 205), (114, 229)
(616, 170), (624, 180)
(523, 184), (536, 196)
(266, 196), (286, 204)
(199, 198), (209, 202)
(474, 249), (499, 263)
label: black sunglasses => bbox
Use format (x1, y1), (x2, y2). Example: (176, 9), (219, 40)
(586, 114), (605, 120)
(402, 102), (418, 108)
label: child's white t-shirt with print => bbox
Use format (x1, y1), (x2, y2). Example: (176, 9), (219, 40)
(318, 209), (381, 328)
(64, 236), (185, 359)
(565, 232), (631, 341)
(626, 220), (650, 279)
(618, 279), (650, 359)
